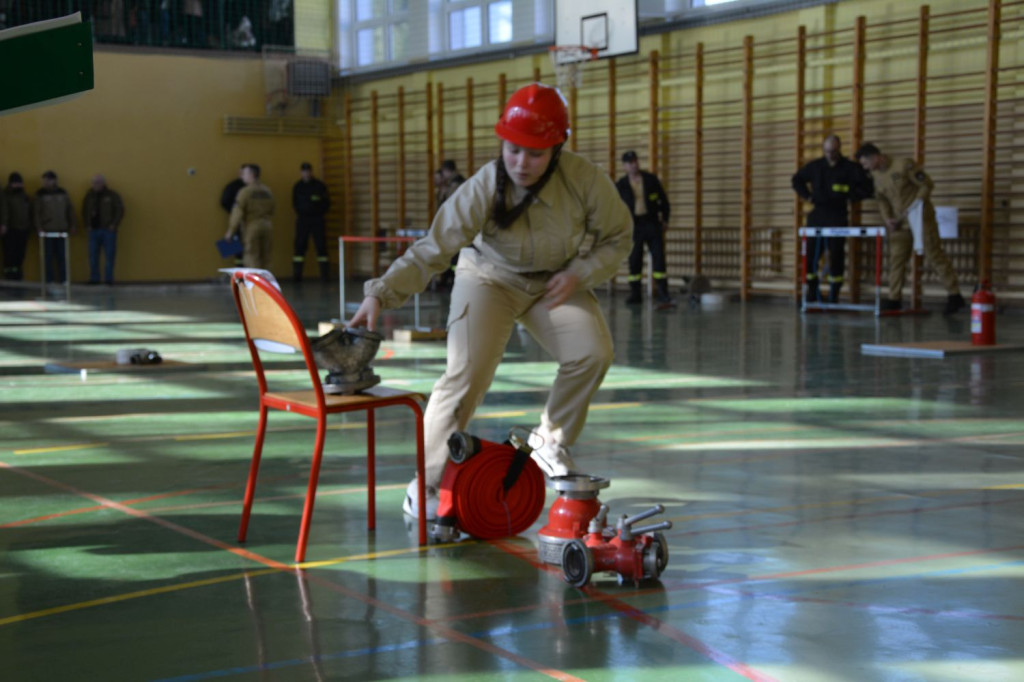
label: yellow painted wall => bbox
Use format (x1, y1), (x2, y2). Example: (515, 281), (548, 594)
(0, 49), (321, 283)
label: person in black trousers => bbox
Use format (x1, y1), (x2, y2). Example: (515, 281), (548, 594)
(616, 150), (672, 305)
(292, 161), (331, 282)
(792, 134), (874, 303)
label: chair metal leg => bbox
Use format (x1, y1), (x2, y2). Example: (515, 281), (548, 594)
(367, 408), (376, 531)
(409, 400), (427, 546)
(295, 415), (329, 563)
(238, 404), (269, 542)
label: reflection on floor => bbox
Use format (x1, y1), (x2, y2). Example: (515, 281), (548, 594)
(1, 281), (1022, 681)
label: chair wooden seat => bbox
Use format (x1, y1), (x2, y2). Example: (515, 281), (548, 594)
(265, 386), (425, 414)
(230, 271), (427, 563)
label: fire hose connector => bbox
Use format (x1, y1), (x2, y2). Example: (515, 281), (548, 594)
(560, 504), (672, 588)
(537, 474), (610, 564)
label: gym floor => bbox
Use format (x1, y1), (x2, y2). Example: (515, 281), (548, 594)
(2, 281), (1022, 682)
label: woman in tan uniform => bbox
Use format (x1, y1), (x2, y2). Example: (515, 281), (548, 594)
(348, 83), (633, 519)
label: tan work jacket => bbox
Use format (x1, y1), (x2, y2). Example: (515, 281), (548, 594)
(228, 182), (275, 237)
(872, 158), (934, 225)
(366, 150), (632, 309)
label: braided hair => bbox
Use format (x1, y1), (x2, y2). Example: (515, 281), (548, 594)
(491, 144), (564, 229)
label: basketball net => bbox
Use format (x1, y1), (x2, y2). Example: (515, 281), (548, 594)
(548, 45), (598, 90)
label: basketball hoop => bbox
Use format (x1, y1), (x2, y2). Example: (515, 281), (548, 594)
(548, 45), (599, 90)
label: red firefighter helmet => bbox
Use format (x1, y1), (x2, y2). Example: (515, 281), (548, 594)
(494, 83), (571, 149)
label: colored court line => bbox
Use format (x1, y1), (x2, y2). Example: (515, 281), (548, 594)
(0, 485), (232, 529)
(13, 442), (110, 456)
(492, 538), (782, 682)
(299, 568), (587, 682)
(0, 568), (280, 627)
(153, 636), (452, 682)
(1, 542), (462, 628)
(447, 542), (1024, 633)
(0, 460), (291, 571)
(0, 460), (578, 681)
(145, 483), (406, 515)
(4, 479), (1022, 680)
(9, 419), (379, 455)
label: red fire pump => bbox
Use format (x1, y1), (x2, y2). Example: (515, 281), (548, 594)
(971, 281), (996, 346)
(430, 430), (547, 542)
(559, 504), (672, 588)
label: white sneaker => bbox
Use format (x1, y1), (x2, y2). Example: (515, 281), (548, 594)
(402, 478), (439, 520)
(530, 442), (577, 478)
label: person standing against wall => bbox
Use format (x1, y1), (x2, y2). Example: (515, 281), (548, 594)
(856, 142), (965, 314)
(615, 150), (673, 306)
(291, 161), (330, 282)
(226, 163), (275, 269)
(1, 172), (33, 281)
(347, 83), (632, 519)
(791, 134), (873, 303)
(220, 164), (246, 267)
(34, 171), (76, 284)
(437, 159), (465, 206)
(82, 174), (125, 285)
(435, 159), (466, 290)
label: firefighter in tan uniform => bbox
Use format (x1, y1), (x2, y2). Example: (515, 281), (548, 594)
(225, 163), (275, 269)
(348, 83), (633, 520)
(856, 143), (965, 315)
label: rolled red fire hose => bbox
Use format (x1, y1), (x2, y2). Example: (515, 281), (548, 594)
(442, 438), (546, 539)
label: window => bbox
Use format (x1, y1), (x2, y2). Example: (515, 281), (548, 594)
(357, 26), (386, 66)
(489, 0), (513, 44)
(449, 6), (483, 50)
(447, 1), (514, 52)
(341, 0), (411, 69)
(338, 0), (552, 73)
(356, 0), (388, 21)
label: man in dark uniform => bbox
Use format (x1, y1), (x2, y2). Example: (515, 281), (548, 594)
(220, 165), (246, 267)
(291, 161), (331, 282)
(616, 150), (672, 305)
(792, 134), (874, 303)
(1, 172), (33, 280)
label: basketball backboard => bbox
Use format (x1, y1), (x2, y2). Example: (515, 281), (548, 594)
(554, 0), (639, 62)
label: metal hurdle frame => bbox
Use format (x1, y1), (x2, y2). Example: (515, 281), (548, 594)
(337, 235), (426, 327)
(38, 231), (71, 301)
(799, 226), (885, 316)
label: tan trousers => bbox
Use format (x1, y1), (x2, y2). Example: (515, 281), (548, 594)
(421, 248), (615, 487)
(242, 220), (273, 269)
(888, 209), (959, 301)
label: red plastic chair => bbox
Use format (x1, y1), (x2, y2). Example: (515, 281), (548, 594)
(229, 271), (427, 562)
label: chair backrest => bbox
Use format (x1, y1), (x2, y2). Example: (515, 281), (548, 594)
(230, 271), (324, 400)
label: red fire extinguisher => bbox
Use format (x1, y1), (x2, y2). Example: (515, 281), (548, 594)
(971, 280), (996, 346)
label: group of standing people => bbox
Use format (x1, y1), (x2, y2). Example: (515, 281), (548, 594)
(792, 135), (965, 314)
(220, 161), (331, 281)
(0, 171), (124, 284)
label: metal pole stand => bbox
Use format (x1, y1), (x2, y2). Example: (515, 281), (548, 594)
(336, 235), (445, 342)
(38, 231), (71, 302)
(798, 227), (884, 316)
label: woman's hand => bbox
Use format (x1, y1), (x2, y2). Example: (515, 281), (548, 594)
(347, 296), (382, 332)
(544, 271), (580, 309)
